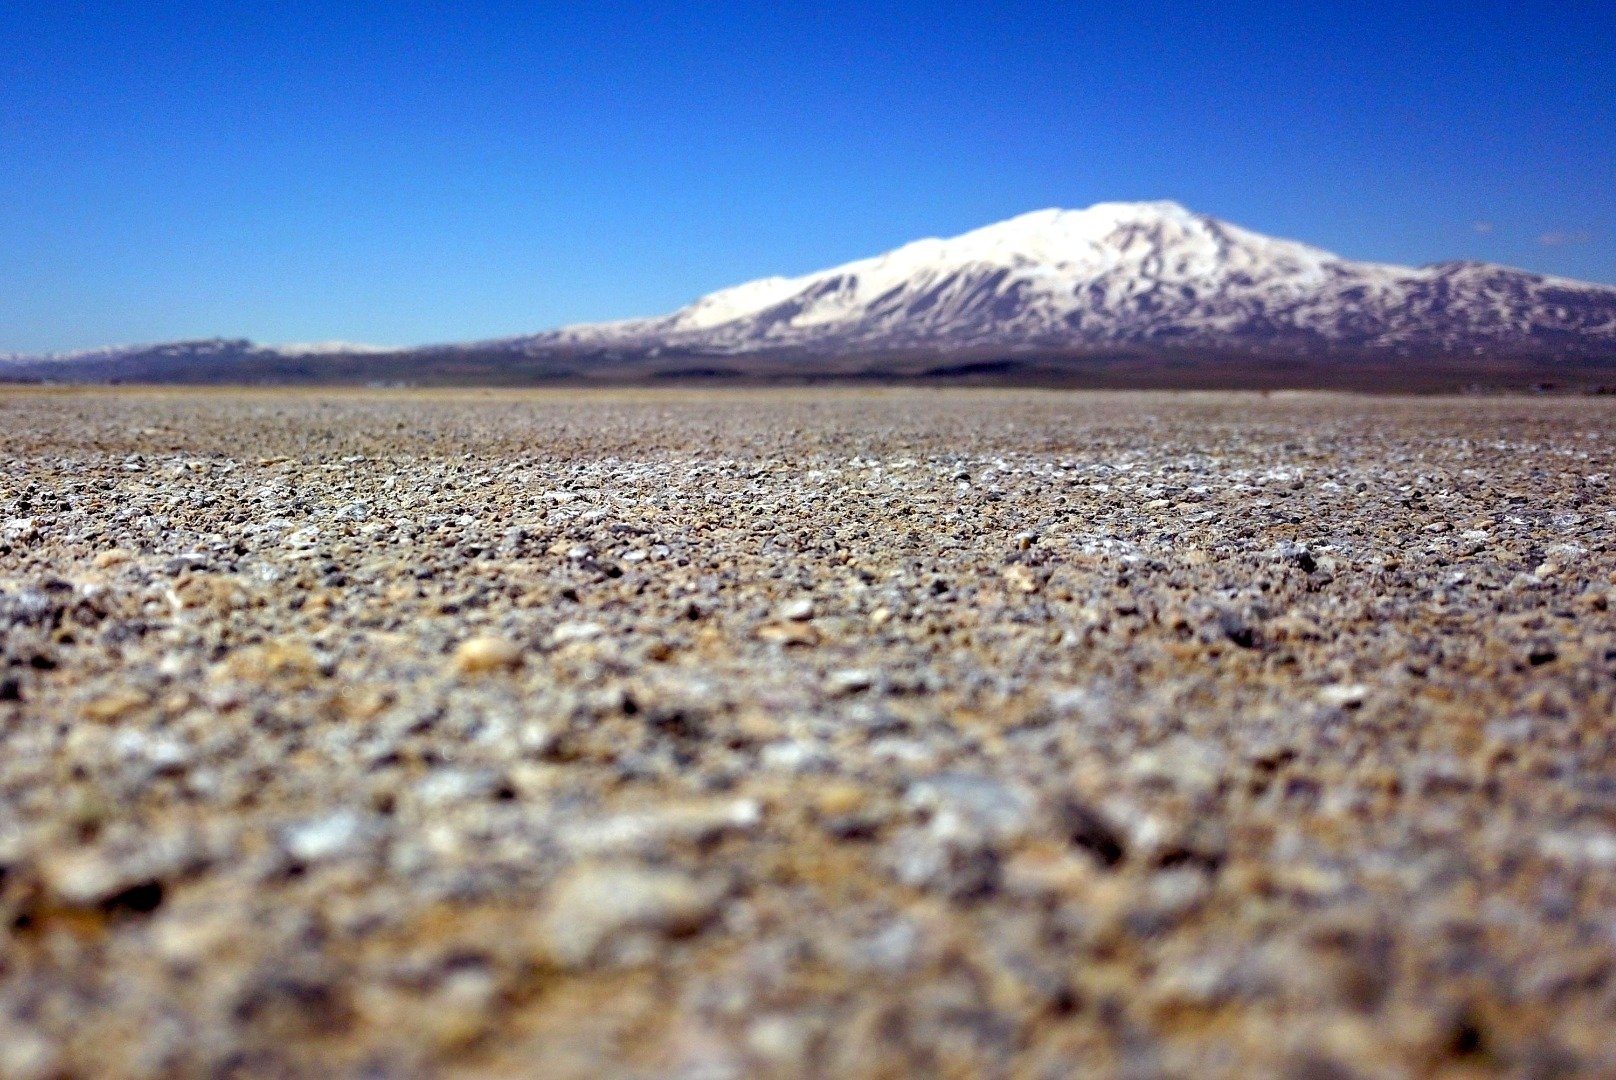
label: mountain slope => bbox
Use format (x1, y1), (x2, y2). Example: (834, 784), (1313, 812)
(496, 201), (1616, 359)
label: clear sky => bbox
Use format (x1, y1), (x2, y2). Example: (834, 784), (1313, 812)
(3, 1), (1613, 353)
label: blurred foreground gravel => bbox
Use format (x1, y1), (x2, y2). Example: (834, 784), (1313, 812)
(2, 387), (1615, 1079)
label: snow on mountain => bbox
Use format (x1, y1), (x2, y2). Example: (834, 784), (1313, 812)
(0, 338), (387, 367)
(271, 341), (390, 357)
(514, 200), (1616, 357)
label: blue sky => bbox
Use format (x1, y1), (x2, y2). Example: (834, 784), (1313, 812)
(3, 1), (1613, 352)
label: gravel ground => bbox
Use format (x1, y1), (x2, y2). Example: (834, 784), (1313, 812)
(2, 387), (1614, 1079)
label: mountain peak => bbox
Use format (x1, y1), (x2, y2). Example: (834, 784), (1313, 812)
(895, 200), (1215, 266)
(532, 202), (1616, 359)
(992, 199), (1198, 229)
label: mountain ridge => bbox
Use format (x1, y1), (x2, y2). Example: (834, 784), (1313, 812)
(6, 201), (1616, 386)
(497, 200), (1616, 359)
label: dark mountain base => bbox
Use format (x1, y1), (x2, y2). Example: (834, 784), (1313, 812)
(7, 345), (1616, 393)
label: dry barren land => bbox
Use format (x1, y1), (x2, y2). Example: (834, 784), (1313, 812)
(2, 387), (1615, 1079)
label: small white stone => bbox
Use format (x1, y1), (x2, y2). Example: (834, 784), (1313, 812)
(1317, 684), (1369, 709)
(550, 621), (606, 645)
(0, 1026), (59, 1080)
(746, 1015), (814, 1064)
(561, 799), (762, 858)
(1540, 829), (1616, 868)
(825, 669), (875, 696)
(43, 851), (125, 907)
(281, 810), (370, 862)
(538, 863), (723, 969)
(452, 635), (523, 674)
(906, 772), (1033, 841)
(760, 741), (831, 773)
(415, 768), (500, 807)
(3, 518), (38, 544)
(778, 598), (815, 622)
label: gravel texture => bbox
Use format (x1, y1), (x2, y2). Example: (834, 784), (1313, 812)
(2, 386), (1615, 1079)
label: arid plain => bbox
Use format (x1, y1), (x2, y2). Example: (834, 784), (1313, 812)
(2, 387), (1614, 1078)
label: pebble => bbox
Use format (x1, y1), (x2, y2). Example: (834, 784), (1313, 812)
(0, 1027), (59, 1080)
(1317, 683), (1370, 709)
(537, 863), (725, 969)
(548, 620), (605, 645)
(0, 388), (1613, 1078)
(560, 798), (763, 858)
(281, 809), (374, 863)
(451, 635), (523, 674)
(824, 668), (875, 696)
(906, 772), (1034, 841)
(778, 598), (816, 622)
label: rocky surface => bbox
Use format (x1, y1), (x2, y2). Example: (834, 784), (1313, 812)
(1, 386), (1614, 1078)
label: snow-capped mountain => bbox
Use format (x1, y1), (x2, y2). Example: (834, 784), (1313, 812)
(4, 201), (1614, 386)
(499, 200), (1616, 358)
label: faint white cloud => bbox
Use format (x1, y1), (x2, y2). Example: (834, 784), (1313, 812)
(1472, 220), (1495, 234)
(1539, 229), (1594, 247)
